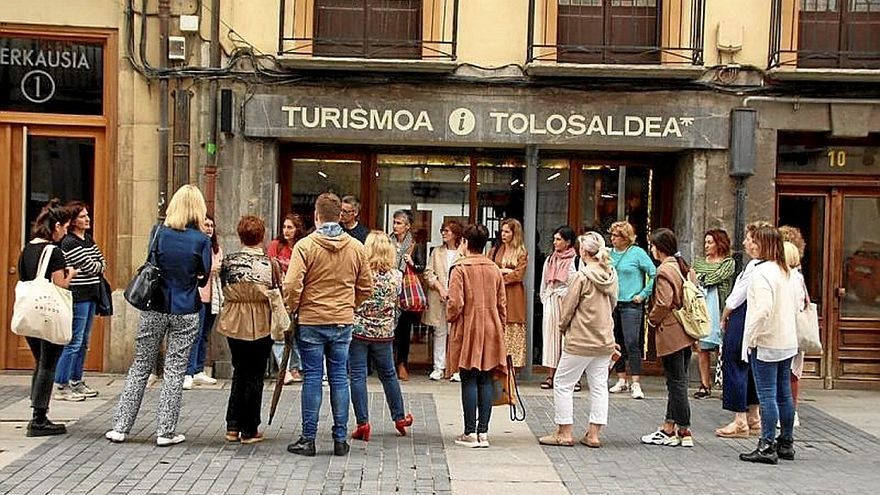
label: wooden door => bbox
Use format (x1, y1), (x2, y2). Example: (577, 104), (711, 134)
(557, 0), (659, 64)
(799, 0), (880, 68)
(1, 125), (106, 371)
(313, 0), (421, 59)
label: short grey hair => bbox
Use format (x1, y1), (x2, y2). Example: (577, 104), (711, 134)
(341, 195), (361, 212)
(392, 209), (413, 226)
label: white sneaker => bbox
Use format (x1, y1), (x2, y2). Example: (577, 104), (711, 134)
(182, 375), (193, 390)
(630, 382), (645, 399)
(147, 374), (161, 387)
(105, 430), (126, 443)
(157, 434), (186, 446)
(794, 411), (801, 427)
(454, 433), (480, 448)
(477, 433), (490, 448)
(609, 379), (629, 393)
(429, 369), (444, 381)
(449, 373), (461, 383)
(54, 386), (86, 402)
(192, 372), (217, 385)
(641, 429), (680, 446)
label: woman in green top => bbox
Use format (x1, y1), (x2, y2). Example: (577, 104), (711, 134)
(691, 229), (734, 399)
(608, 221), (656, 400)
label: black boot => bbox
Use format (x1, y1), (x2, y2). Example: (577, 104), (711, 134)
(287, 436), (316, 457)
(333, 440), (350, 456)
(26, 419), (67, 437)
(776, 436), (795, 461)
(739, 438), (778, 465)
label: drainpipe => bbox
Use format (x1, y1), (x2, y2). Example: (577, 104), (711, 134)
(523, 145), (539, 380)
(204, 0), (221, 216)
(743, 96), (880, 107)
(728, 108), (757, 273)
(157, 0), (171, 220)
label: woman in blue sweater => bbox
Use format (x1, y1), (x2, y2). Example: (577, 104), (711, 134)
(607, 221), (656, 400)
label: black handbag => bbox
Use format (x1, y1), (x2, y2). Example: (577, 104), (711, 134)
(96, 275), (114, 316)
(124, 226), (164, 311)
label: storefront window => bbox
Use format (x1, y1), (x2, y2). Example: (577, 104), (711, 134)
(375, 154), (470, 250)
(477, 156), (526, 246)
(288, 158), (362, 227)
(842, 197), (880, 318)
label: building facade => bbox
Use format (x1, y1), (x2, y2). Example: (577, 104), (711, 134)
(1, 0), (878, 388)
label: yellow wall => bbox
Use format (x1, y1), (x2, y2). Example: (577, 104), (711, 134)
(457, 0), (529, 67)
(703, 0), (773, 67)
(0, 0), (118, 28)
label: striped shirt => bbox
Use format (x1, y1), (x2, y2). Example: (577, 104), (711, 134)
(61, 233), (106, 302)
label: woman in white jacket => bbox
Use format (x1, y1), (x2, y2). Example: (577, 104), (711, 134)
(739, 225), (798, 465)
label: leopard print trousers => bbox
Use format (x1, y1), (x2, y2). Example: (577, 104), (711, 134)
(112, 310), (199, 438)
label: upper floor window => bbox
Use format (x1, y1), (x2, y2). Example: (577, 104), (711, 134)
(278, 0), (457, 61)
(529, 0), (705, 66)
(770, 0), (880, 68)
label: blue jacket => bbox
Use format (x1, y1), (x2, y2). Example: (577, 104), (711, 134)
(149, 224), (212, 315)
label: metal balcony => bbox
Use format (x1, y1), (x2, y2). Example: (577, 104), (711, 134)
(769, 0), (880, 69)
(527, 0), (705, 65)
(278, 0), (458, 61)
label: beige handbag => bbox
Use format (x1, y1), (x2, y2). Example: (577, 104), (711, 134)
(796, 279), (822, 354)
(268, 259), (291, 341)
(11, 245), (73, 345)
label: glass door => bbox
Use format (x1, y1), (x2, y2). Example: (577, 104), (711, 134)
(2, 126), (103, 370)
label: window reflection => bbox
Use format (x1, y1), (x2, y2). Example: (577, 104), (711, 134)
(842, 197), (880, 318)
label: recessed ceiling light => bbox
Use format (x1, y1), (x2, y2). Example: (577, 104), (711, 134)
(547, 172), (561, 181)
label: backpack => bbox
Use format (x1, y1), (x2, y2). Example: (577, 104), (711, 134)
(671, 266), (712, 340)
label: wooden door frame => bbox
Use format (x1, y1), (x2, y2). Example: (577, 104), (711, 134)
(0, 24), (117, 371)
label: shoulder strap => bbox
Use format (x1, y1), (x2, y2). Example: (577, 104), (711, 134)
(36, 244), (56, 279)
(146, 225), (161, 262)
(270, 257), (283, 290)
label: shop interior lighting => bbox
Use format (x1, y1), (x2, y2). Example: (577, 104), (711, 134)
(317, 171), (328, 178)
(547, 172), (561, 181)
(462, 173), (470, 182)
(510, 179), (520, 186)
(423, 166), (429, 174)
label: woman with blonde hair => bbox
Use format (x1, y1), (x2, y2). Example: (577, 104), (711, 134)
(740, 226), (798, 464)
(779, 225), (806, 428)
(350, 231), (414, 442)
(539, 232), (618, 448)
(608, 221), (655, 399)
(106, 185), (212, 446)
(423, 219), (464, 381)
(488, 219), (528, 370)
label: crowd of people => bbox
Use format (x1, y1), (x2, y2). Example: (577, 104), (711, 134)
(18, 185), (810, 464)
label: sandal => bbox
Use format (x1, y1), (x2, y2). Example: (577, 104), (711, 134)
(715, 421), (749, 438)
(693, 385), (711, 399)
(538, 433), (574, 446)
(574, 382), (582, 392)
(540, 377), (553, 390)
(579, 435), (601, 448)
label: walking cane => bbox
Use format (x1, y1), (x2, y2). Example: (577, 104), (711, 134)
(268, 323), (295, 425)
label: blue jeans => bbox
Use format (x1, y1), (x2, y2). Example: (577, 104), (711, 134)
(751, 356), (795, 442)
(460, 368), (494, 435)
(187, 303), (215, 376)
(612, 303), (644, 375)
(349, 338), (405, 425)
(55, 300), (97, 385)
(297, 324), (352, 441)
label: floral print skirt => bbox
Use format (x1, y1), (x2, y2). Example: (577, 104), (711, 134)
(504, 322), (527, 368)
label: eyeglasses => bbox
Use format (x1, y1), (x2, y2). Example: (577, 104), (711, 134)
(340, 209), (356, 215)
(610, 233), (623, 238)
(440, 229), (450, 233)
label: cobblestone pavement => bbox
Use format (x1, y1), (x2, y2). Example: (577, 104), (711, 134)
(0, 386), (30, 409)
(0, 388), (449, 495)
(524, 392), (880, 494)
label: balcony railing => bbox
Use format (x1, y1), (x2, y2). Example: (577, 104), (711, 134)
(278, 0), (458, 61)
(527, 0), (705, 65)
(769, 0), (880, 69)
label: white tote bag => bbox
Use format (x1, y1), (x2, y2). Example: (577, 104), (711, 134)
(11, 244), (73, 345)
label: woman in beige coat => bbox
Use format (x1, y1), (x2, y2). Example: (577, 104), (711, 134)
(447, 224), (507, 448)
(641, 228), (697, 448)
(216, 216), (275, 444)
(539, 232), (618, 448)
(422, 219), (464, 381)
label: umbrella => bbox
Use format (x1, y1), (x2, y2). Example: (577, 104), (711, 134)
(268, 323), (295, 425)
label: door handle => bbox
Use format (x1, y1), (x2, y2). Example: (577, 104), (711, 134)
(836, 287), (847, 299)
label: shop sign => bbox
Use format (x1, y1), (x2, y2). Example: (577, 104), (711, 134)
(0, 36), (104, 115)
(244, 94), (728, 149)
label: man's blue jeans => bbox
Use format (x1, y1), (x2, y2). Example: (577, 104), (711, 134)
(349, 338), (405, 425)
(751, 356), (795, 442)
(297, 324), (352, 441)
(55, 300), (96, 385)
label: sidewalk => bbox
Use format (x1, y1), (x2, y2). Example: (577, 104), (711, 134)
(0, 373), (878, 494)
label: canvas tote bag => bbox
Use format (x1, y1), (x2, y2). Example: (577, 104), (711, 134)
(11, 244), (73, 345)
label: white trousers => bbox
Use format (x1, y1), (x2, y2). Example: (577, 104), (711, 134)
(433, 317), (448, 372)
(553, 351), (611, 426)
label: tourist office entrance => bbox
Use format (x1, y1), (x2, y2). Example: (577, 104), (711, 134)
(241, 85), (732, 375)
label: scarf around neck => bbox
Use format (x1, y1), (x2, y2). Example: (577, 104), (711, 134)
(544, 246), (576, 284)
(392, 231), (414, 271)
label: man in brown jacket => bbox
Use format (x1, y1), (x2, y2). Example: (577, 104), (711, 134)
(283, 193), (372, 457)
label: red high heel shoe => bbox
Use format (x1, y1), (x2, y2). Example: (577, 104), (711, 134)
(352, 423), (371, 442)
(395, 413), (414, 436)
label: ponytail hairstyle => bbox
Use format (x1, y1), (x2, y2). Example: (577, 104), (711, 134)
(578, 231), (611, 272)
(650, 228), (690, 275)
(31, 198), (74, 240)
